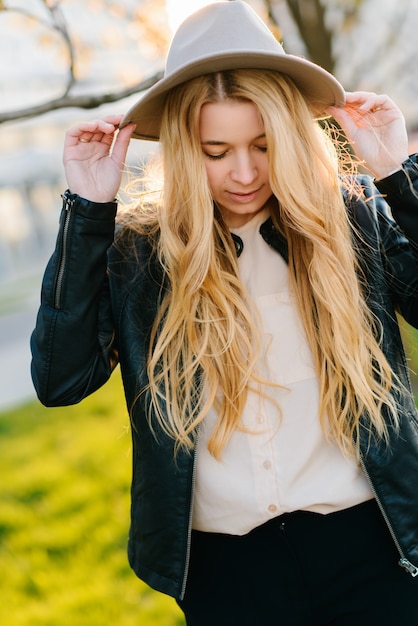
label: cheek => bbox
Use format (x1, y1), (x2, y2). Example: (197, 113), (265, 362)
(258, 154), (270, 176)
(204, 162), (222, 192)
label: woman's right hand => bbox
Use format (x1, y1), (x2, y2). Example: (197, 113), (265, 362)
(63, 114), (136, 203)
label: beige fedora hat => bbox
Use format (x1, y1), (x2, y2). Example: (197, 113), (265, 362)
(121, 0), (345, 141)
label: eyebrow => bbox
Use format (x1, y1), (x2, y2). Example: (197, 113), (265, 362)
(201, 133), (266, 146)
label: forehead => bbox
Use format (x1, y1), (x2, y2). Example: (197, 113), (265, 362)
(199, 100), (265, 141)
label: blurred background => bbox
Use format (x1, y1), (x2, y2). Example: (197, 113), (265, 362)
(1, 1), (417, 624)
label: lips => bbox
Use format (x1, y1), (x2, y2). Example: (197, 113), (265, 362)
(228, 188), (260, 203)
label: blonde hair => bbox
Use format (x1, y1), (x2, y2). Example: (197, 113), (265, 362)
(119, 69), (399, 458)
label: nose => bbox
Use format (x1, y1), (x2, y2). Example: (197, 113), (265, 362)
(230, 152), (258, 185)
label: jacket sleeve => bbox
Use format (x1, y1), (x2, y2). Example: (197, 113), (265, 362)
(373, 154), (418, 327)
(375, 154), (418, 260)
(30, 192), (119, 406)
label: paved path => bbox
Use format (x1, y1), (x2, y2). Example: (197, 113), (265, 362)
(0, 298), (38, 412)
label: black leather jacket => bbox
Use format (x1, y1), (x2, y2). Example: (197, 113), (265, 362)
(31, 156), (418, 600)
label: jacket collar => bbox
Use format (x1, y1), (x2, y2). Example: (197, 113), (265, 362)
(231, 216), (289, 262)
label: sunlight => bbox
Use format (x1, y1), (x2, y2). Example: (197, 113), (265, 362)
(165, 0), (221, 34)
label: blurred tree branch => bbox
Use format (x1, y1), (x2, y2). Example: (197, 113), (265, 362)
(0, 70), (163, 123)
(0, 0), (166, 124)
(1, 0), (75, 98)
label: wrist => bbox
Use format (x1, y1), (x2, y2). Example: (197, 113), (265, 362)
(61, 191), (118, 222)
(373, 156), (409, 182)
(374, 154), (418, 195)
(63, 189), (117, 205)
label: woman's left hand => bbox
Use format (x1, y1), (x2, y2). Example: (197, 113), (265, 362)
(327, 91), (409, 180)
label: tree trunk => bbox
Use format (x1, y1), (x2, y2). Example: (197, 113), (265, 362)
(285, 0), (334, 72)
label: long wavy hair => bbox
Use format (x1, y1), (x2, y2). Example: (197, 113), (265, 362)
(118, 69), (399, 458)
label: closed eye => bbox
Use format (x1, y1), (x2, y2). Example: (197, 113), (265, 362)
(203, 146), (267, 160)
(203, 151), (227, 160)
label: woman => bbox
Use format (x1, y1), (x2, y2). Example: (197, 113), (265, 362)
(31, 1), (418, 624)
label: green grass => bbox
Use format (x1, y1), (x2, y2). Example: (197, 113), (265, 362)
(0, 369), (185, 626)
(399, 319), (418, 398)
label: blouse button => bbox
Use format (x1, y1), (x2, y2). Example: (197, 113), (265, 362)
(268, 504), (277, 513)
(263, 459), (272, 470)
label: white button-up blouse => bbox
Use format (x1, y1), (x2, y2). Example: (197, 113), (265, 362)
(192, 209), (373, 535)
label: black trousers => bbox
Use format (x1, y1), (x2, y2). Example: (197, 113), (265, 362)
(177, 499), (418, 625)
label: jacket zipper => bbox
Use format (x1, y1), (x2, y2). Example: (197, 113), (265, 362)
(180, 429), (200, 600)
(180, 437), (418, 594)
(358, 448), (418, 577)
(55, 192), (75, 309)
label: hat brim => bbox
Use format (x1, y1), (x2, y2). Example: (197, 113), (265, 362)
(121, 51), (345, 141)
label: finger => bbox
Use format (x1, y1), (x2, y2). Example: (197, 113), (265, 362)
(344, 92), (396, 113)
(66, 118), (122, 145)
(325, 104), (357, 129)
(328, 94), (398, 134)
(111, 123), (136, 165)
(88, 131), (114, 145)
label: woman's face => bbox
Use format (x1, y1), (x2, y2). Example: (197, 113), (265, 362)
(199, 100), (274, 228)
